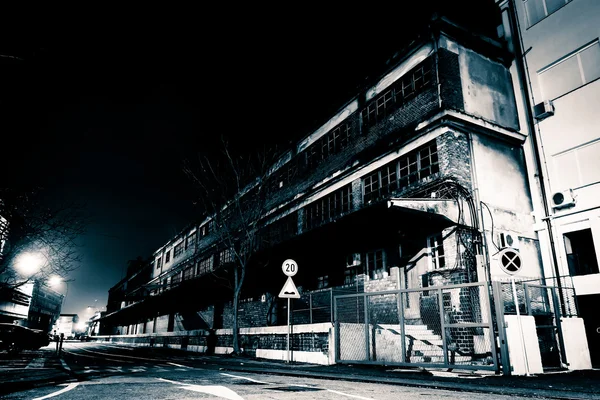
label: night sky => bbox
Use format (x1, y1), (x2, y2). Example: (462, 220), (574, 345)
(1, 2), (500, 319)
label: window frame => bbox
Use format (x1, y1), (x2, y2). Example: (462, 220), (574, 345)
(427, 233), (446, 270)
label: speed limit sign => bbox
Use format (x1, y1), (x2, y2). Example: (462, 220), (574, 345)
(282, 259), (298, 277)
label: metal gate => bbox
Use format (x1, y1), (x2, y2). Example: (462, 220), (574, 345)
(334, 282), (499, 371)
(496, 279), (577, 370)
(524, 283), (567, 369)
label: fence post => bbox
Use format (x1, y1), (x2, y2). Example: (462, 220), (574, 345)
(364, 294), (370, 361)
(551, 287), (568, 367)
(309, 293), (313, 324)
(438, 288), (448, 367)
(334, 296), (340, 363)
(492, 281), (511, 375)
(398, 289), (406, 363)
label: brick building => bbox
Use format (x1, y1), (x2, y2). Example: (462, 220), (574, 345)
(100, 7), (545, 365)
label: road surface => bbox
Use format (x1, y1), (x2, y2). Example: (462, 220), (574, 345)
(1, 341), (555, 399)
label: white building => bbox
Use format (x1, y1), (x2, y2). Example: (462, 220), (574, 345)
(497, 0), (600, 367)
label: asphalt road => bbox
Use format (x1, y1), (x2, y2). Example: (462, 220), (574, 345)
(2, 342), (555, 400)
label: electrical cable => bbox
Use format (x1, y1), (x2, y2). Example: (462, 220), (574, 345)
(481, 201), (500, 251)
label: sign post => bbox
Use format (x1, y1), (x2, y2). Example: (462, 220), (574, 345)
(279, 259), (299, 363)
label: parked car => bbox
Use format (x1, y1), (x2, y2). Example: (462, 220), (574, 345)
(0, 323), (51, 354)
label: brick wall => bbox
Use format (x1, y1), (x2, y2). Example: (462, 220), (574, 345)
(436, 130), (472, 188)
(438, 48), (464, 112)
(265, 57), (442, 217)
(222, 299), (272, 329)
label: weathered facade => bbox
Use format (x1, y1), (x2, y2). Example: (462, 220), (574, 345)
(497, 0), (599, 368)
(100, 12), (551, 371)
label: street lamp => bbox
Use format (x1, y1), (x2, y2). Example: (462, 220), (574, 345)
(15, 252), (44, 277)
(48, 275), (62, 287)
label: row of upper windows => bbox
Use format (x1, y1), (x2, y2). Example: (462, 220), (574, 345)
(523, 0), (572, 28)
(268, 57), (435, 194)
(538, 39), (600, 101)
(155, 223), (214, 270)
(157, 140), (440, 277)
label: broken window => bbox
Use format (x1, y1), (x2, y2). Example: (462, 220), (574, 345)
(303, 184), (353, 230)
(365, 249), (387, 280)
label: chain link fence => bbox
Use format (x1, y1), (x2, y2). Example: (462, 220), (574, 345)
(334, 282), (497, 370)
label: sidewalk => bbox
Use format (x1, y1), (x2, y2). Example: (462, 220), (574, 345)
(0, 346), (75, 396)
(195, 354), (600, 400)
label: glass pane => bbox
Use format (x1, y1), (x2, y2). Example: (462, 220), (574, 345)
(545, 0), (567, 15)
(577, 141), (600, 186)
(539, 55), (582, 99)
(524, 0), (546, 26)
(579, 43), (600, 84)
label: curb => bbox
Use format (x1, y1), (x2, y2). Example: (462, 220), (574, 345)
(216, 365), (596, 400)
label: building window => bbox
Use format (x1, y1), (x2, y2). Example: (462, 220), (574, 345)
(156, 257), (162, 270)
(260, 212), (298, 248)
(552, 139), (600, 190)
(428, 233), (446, 270)
(304, 120), (354, 169)
(219, 248), (233, 265)
(165, 250), (171, 263)
(539, 40), (600, 101)
(524, 0), (572, 28)
(173, 242), (184, 258)
(183, 264), (194, 280)
(197, 256), (214, 276)
(363, 141), (439, 204)
(186, 232), (196, 250)
(317, 275), (329, 289)
(365, 249), (386, 280)
(361, 57), (433, 129)
(304, 184), (353, 230)
(564, 229), (599, 276)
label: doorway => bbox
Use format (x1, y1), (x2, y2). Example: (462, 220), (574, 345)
(576, 294), (600, 367)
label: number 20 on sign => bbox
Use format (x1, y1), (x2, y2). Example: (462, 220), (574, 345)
(282, 259), (298, 277)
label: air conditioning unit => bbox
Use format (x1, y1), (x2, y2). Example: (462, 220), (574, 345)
(498, 231), (520, 250)
(346, 253), (361, 267)
(533, 100), (555, 120)
(551, 189), (576, 209)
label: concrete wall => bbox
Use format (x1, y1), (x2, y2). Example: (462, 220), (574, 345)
(95, 323), (335, 365)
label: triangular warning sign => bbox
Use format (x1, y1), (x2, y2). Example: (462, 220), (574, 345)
(278, 276), (300, 299)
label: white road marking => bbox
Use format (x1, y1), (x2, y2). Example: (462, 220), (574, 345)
(68, 344), (159, 362)
(83, 369), (99, 373)
(158, 377), (245, 400)
(61, 349), (134, 364)
(31, 382), (79, 400)
(326, 389), (375, 399)
(180, 385), (244, 399)
(220, 372), (271, 384)
(167, 362), (191, 368)
(25, 357), (45, 369)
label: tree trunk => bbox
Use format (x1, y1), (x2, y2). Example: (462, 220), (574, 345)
(232, 266), (240, 354)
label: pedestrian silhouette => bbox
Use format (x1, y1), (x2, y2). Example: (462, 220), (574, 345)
(58, 333), (64, 354)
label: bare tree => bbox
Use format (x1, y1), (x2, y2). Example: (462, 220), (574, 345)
(183, 136), (279, 354)
(0, 187), (88, 291)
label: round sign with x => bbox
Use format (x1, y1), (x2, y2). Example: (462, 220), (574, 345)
(499, 248), (522, 275)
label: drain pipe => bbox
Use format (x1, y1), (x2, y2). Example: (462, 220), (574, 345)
(503, 0), (566, 314)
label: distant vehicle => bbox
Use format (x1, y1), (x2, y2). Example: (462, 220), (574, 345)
(0, 323), (51, 354)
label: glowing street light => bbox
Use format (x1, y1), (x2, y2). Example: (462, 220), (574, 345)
(48, 275), (62, 287)
(15, 252), (44, 277)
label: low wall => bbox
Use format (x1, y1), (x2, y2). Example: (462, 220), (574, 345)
(92, 322), (335, 365)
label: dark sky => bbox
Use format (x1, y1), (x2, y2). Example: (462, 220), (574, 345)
(1, 2), (501, 319)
